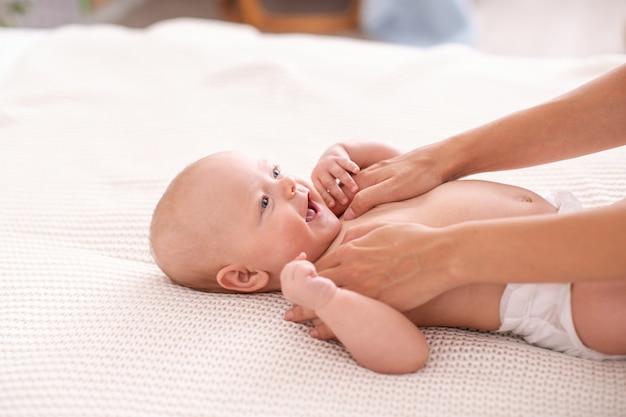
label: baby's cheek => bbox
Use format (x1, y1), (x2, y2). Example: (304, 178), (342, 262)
(275, 243), (308, 275)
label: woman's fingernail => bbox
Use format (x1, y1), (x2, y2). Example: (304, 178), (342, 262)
(344, 208), (355, 220)
(284, 310), (294, 321)
(310, 328), (319, 338)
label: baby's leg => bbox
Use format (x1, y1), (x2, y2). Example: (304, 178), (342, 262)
(571, 280), (626, 355)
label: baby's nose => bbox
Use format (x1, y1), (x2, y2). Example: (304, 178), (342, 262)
(282, 175), (297, 197)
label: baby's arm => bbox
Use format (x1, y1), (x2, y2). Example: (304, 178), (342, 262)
(312, 142), (401, 214)
(281, 254), (428, 374)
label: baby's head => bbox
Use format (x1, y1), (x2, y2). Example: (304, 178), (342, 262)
(150, 151), (341, 293)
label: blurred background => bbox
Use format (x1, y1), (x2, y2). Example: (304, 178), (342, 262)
(1, 0), (625, 57)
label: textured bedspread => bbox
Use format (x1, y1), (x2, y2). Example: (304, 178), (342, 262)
(1, 19), (625, 417)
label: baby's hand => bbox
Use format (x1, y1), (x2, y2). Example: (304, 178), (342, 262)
(280, 253), (338, 312)
(311, 144), (360, 210)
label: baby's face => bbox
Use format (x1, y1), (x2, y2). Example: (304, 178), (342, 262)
(195, 151), (341, 284)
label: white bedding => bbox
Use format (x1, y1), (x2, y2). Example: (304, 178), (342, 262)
(1, 19), (625, 417)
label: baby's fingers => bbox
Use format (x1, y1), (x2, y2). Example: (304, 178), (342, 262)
(335, 159), (360, 193)
(310, 320), (335, 340)
(284, 304), (317, 323)
(325, 177), (349, 206)
(315, 174), (350, 208)
(326, 176), (356, 205)
(314, 176), (337, 207)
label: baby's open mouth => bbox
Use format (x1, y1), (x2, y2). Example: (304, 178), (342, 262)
(306, 194), (319, 222)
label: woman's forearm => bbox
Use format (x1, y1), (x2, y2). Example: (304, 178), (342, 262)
(441, 64), (626, 181)
(344, 65), (626, 220)
(452, 199), (626, 286)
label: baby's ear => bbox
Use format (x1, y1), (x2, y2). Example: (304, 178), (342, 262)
(216, 264), (270, 292)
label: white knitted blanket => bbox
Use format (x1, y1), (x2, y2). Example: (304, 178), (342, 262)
(1, 19), (625, 417)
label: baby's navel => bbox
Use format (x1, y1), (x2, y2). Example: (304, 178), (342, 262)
(515, 194), (534, 203)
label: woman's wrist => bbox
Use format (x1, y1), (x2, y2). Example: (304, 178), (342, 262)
(427, 133), (478, 183)
(442, 223), (482, 288)
(396, 224), (470, 309)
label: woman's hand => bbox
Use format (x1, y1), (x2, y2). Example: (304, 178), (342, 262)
(315, 222), (460, 311)
(311, 144), (360, 214)
(345, 144), (448, 220)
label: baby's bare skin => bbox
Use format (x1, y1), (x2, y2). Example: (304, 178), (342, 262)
(316, 179), (556, 332)
(281, 253), (429, 374)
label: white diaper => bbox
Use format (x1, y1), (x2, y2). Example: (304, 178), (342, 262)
(541, 190), (584, 214)
(497, 191), (626, 360)
(498, 283), (626, 360)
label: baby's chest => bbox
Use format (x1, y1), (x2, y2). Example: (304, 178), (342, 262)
(334, 200), (436, 246)
(354, 195), (441, 223)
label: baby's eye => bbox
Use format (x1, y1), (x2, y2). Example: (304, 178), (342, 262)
(260, 196), (270, 212)
(272, 165), (281, 179)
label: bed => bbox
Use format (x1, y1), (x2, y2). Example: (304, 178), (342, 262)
(1, 18), (625, 417)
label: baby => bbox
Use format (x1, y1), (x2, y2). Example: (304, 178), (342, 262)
(150, 141), (626, 374)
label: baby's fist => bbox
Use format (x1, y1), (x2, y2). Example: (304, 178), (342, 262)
(280, 253), (337, 311)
